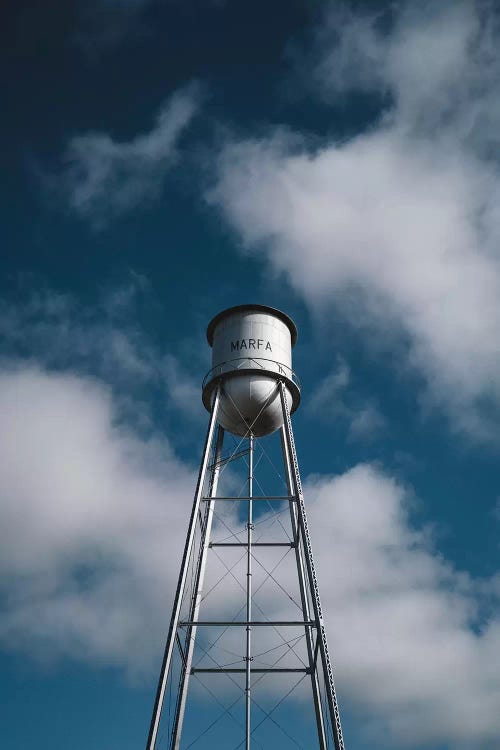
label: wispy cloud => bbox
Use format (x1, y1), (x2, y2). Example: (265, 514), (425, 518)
(0, 277), (204, 432)
(309, 357), (386, 441)
(57, 83), (202, 226)
(0, 277), (156, 389)
(163, 353), (205, 423)
(210, 1), (500, 440)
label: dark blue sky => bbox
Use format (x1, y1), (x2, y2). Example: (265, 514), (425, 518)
(1, 1), (499, 749)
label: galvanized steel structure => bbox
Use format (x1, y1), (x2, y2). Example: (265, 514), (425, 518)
(146, 305), (346, 750)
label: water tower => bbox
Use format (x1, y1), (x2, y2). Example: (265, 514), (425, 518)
(146, 305), (346, 750)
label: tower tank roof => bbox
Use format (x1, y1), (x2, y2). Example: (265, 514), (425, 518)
(206, 304), (298, 348)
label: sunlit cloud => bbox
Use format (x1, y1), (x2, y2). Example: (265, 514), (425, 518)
(211, 1), (500, 440)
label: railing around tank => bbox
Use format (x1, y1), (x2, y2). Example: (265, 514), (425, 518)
(203, 357), (301, 392)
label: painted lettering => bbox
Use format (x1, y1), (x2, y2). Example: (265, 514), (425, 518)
(230, 339), (272, 352)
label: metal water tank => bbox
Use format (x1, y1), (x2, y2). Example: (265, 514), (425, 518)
(202, 304), (301, 437)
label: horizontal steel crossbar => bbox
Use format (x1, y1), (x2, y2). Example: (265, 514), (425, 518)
(202, 496), (295, 502)
(209, 542), (294, 548)
(192, 668), (310, 674)
(180, 620), (316, 627)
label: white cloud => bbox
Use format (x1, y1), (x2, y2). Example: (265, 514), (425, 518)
(59, 83), (201, 224)
(0, 365), (194, 671)
(0, 361), (497, 746)
(1, 283), (498, 746)
(315, 1), (500, 152)
(307, 465), (500, 748)
(210, 1), (500, 438)
(0, 283), (211, 671)
(1, 369), (497, 747)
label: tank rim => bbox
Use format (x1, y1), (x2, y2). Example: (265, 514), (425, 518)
(202, 369), (301, 416)
(206, 304), (298, 348)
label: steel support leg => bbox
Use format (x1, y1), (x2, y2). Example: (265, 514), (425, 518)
(245, 434), (254, 750)
(280, 426), (327, 750)
(145, 387), (221, 750)
(170, 425), (225, 749)
(279, 381), (346, 750)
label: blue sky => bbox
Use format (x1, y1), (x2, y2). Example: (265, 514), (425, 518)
(1, 1), (500, 748)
